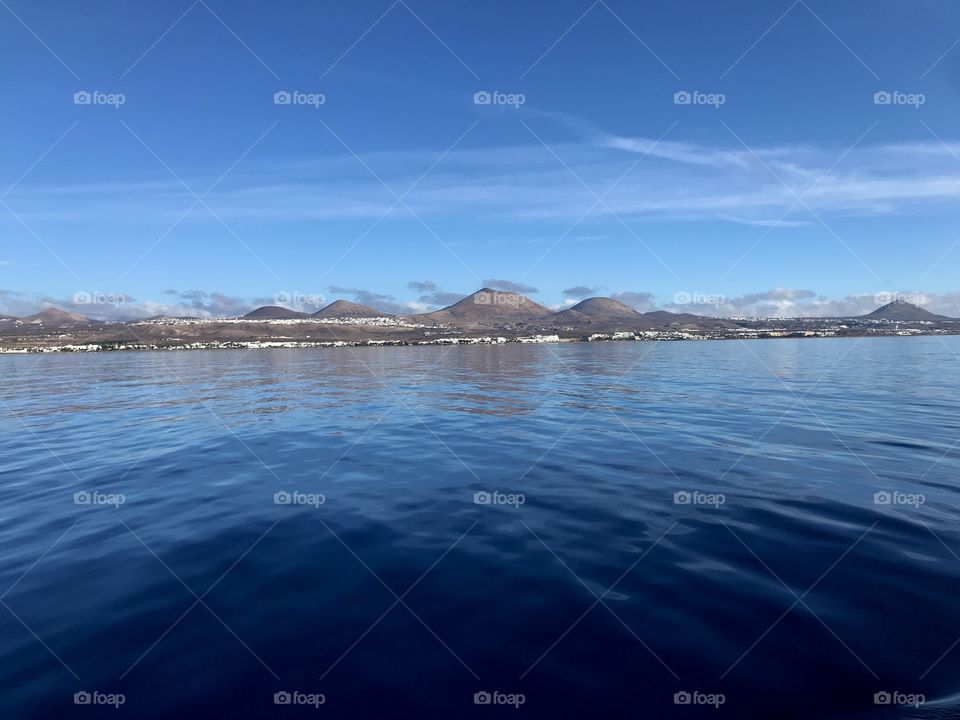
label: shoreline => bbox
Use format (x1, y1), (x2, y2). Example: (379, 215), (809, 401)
(2, 327), (958, 354)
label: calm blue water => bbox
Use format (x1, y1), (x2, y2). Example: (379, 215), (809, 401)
(2, 338), (960, 719)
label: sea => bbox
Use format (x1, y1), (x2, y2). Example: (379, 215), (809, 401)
(2, 337), (959, 719)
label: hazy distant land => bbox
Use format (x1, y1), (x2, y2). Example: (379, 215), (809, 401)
(1, 289), (957, 353)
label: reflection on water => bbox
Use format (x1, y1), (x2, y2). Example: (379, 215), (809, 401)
(1, 338), (960, 718)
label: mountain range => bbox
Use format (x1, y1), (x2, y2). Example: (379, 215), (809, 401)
(2, 291), (956, 329)
(241, 299), (384, 320)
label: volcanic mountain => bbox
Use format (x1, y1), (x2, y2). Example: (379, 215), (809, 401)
(22, 308), (93, 326)
(313, 300), (386, 318)
(421, 288), (552, 324)
(242, 306), (311, 320)
(863, 301), (952, 322)
(552, 297), (646, 326)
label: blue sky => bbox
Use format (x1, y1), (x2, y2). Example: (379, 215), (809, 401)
(3, 0), (960, 318)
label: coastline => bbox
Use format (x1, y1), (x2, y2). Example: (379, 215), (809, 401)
(2, 326), (957, 354)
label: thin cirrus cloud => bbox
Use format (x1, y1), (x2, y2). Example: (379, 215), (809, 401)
(6, 132), (960, 227)
(719, 215), (813, 228)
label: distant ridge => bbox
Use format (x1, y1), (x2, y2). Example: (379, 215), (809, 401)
(22, 308), (93, 326)
(139, 314), (195, 322)
(314, 299), (386, 318)
(243, 306), (311, 320)
(863, 301), (951, 322)
(553, 297), (645, 325)
(642, 309), (738, 330)
(422, 288), (551, 323)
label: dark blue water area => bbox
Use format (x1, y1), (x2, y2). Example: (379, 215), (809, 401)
(2, 338), (960, 718)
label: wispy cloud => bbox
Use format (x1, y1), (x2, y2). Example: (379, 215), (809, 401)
(7, 132), (960, 229)
(719, 215), (812, 228)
